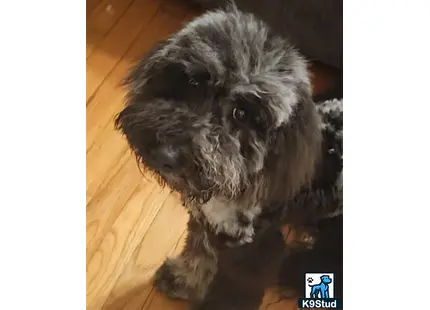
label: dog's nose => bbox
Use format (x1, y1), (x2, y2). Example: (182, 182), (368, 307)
(156, 146), (180, 171)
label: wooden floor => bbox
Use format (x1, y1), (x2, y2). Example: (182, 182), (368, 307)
(86, 0), (335, 309)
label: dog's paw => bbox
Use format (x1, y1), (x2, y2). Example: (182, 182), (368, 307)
(216, 215), (254, 247)
(225, 226), (255, 247)
(215, 211), (255, 247)
(201, 199), (260, 247)
(153, 259), (191, 300)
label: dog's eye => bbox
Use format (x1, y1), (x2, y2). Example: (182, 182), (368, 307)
(232, 108), (246, 121)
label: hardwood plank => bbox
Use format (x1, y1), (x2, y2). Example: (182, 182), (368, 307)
(86, 4), (193, 308)
(86, 2), (193, 150)
(87, 0), (104, 18)
(86, 0), (162, 101)
(86, 0), (137, 59)
(86, 7), (188, 203)
(87, 156), (148, 257)
(87, 181), (182, 309)
(98, 195), (188, 310)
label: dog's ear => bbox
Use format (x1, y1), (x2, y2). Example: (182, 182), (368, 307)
(263, 82), (322, 203)
(120, 39), (170, 90)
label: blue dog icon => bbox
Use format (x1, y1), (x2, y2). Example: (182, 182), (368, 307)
(309, 275), (332, 298)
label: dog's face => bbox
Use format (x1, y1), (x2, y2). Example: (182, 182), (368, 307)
(115, 8), (321, 204)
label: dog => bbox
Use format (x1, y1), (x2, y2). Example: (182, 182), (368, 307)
(309, 275), (332, 299)
(115, 5), (342, 309)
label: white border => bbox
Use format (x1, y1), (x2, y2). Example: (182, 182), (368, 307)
(0, 0), (429, 309)
(0, 1), (84, 309)
(345, 1), (430, 309)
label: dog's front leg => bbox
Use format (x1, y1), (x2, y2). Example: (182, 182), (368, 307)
(191, 226), (286, 310)
(153, 216), (218, 302)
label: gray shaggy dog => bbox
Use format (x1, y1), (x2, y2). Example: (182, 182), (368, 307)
(115, 5), (342, 309)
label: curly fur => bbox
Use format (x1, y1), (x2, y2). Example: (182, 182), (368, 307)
(115, 5), (342, 308)
(194, 98), (343, 310)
